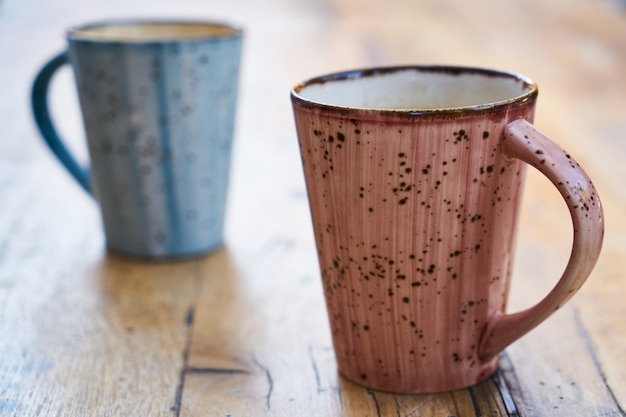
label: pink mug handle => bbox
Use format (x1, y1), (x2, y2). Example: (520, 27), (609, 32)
(479, 119), (604, 361)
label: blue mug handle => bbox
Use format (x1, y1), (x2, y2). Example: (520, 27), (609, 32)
(31, 51), (91, 193)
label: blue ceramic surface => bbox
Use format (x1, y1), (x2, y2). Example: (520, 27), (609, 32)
(32, 21), (243, 258)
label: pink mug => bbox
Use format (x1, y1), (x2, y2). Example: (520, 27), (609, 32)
(291, 66), (604, 393)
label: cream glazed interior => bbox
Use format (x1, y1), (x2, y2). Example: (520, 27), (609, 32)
(295, 68), (535, 111)
(69, 22), (241, 42)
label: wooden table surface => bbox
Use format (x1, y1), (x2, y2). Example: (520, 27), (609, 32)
(1, 0), (625, 415)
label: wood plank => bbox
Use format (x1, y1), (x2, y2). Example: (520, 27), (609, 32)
(1, 260), (197, 416)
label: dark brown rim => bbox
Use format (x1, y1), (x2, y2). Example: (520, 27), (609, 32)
(67, 19), (244, 44)
(291, 65), (538, 117)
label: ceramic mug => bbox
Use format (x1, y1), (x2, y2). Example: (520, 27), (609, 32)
(291, 66), (604, 393)
(32, 19), (243, 259)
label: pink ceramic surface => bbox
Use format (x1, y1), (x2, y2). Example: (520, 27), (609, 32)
(291, 67), (604, 393)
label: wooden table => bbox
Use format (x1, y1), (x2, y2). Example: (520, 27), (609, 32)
(1, 0), (625, 415)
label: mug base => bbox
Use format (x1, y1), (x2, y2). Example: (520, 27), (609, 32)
(337, 355), (500, 394)
(105, 242), (224, 262)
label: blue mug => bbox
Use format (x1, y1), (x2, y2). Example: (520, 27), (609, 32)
(32, 20), (243, 259)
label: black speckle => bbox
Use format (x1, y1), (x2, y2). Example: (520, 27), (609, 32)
(337, 132), (345, 142)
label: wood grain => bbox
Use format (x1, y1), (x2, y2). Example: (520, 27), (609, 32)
(1, 0), (625, 415)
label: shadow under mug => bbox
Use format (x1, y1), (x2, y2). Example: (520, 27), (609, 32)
(31, 19), (243, 259)
(291, 66), (604, 393)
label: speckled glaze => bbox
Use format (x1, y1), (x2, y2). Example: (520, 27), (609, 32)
(32, 20), (243, 258)
(291, 66), (604, 393)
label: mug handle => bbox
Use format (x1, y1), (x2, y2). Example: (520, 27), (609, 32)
(31, 51), (90, 193)
(479, 119), (604, 361)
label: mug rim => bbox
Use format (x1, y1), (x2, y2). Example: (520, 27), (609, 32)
(66, 18), (244, 44)
(291, 65), (539, 117)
